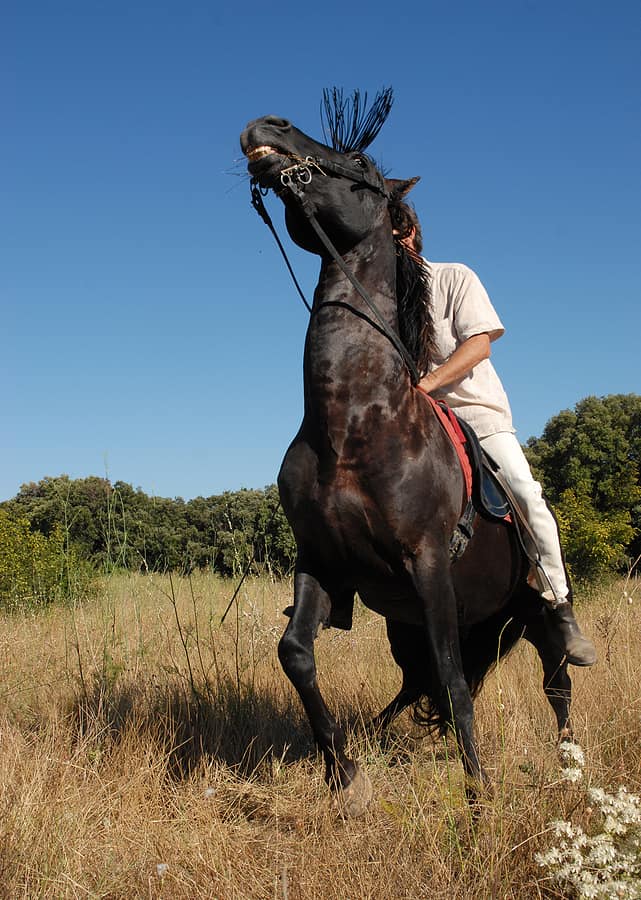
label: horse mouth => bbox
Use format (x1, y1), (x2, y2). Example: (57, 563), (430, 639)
(244, 144), (290, 188)
(245, 145), (280, 162)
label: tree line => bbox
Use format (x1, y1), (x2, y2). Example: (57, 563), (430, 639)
(1, 394), (639, 595)
(1, 479), (296, 578)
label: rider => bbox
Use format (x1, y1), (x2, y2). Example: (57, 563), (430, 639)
(395, 203), (596, 667)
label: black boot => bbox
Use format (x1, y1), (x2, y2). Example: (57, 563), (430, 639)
(547, 600), (597, 667)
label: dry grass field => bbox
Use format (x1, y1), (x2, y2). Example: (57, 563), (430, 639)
(0, 572), (639, 898)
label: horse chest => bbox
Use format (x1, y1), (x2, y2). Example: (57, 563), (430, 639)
(299, 483), (408, 585)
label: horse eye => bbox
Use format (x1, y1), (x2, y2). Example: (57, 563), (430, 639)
(353, 155), (368, 169)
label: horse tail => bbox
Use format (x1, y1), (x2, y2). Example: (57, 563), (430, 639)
(460, 610), (526, 697)
(386, 610), (525, 733)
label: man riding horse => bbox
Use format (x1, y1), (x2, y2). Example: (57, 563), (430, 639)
(391, 201), (596, 667)
(241, 89), (594, 811)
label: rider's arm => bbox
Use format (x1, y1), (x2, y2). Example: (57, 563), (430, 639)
(419, 332), (491, 394)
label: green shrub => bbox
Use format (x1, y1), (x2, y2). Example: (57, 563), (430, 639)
(555, 488), (635, 584)
(0, 509), (95, 609)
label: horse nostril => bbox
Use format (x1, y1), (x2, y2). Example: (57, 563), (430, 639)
(263, 116), (291, 131)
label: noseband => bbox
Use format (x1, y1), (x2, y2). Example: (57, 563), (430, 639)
(250, 156), (420, 386)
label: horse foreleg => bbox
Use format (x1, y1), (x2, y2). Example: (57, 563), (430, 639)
(278, 571), (373, 816)
(525, 617), (573, 742)
(412, 559), (487, 796)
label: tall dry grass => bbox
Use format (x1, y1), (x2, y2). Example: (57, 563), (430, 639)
(0, 573), (639, 898)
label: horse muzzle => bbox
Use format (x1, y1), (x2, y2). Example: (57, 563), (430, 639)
(241, 116), (315, 186)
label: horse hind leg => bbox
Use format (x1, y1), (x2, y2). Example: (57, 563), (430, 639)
(525, 612), (573, 741)
(278, 571), (373, 816)
(369, 618), (429, 734)
(369, 687), (420, 734)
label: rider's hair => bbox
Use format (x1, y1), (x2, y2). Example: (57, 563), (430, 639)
(389, 200), (423, 254)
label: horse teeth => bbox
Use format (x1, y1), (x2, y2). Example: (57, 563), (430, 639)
(247, 145), (278, 161)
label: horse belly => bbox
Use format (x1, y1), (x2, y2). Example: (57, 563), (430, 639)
(451, 518), (525, 625)
(356, 578), (424, 626)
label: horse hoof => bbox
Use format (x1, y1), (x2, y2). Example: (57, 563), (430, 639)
(465, 772), (492, 805)
(558, 726), (574, 744)
(334, 767), (373, 817)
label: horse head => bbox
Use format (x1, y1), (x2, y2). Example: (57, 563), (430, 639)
(240, 113), (419, 258)
(240, 96), (431, 377)
(241, 116), (380, 255)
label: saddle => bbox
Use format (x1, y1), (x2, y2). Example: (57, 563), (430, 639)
(452, 411), (511, 522)
(428, 399), (535, 563)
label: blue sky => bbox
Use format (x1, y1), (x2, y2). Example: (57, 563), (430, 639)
(3, 0), (640, 502)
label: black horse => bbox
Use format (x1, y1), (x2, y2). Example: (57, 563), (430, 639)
(240, 95), (573, 814)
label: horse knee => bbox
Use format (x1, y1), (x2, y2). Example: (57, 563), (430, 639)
(278, 632), (315, 685)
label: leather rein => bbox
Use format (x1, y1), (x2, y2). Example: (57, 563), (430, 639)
(249, 155), (421, 386)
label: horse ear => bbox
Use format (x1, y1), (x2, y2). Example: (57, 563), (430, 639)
(385, 176), (420, 200)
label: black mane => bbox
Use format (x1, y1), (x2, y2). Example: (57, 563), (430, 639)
(390, 200), (433, 376)
(395, 243), (433, 376)
(319, 87), (433, 373)
(321, 87), (394, 153)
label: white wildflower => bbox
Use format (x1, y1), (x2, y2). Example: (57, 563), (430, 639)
(537, 782), (641, 899)
(604, 814), (628, 836)
(561, 766), (585, 784)
(552, 819), (584, 841)
(535, 846), (564, 867)
(605, 879), (640, 899)
(559, 740), (586, 768)
(576, 880), (600, 899)
(585, 838), (617, 867)
(156, 863), (169, 878)
(589, 786), (641, 829)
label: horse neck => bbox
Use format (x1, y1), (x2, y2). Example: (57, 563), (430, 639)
(303, 221), (408, 417)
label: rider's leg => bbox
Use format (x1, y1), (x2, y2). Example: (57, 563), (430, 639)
(480, 430), (596, 667)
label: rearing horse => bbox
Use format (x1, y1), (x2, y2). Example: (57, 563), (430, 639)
(240, 95), (572, 814)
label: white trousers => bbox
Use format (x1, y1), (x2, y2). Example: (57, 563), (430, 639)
(480, 431), (569, 603)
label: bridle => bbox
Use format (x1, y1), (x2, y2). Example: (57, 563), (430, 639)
(249, 154), (421, 386)
(279, 154), (390, 197)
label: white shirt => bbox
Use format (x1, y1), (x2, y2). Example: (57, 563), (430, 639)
(426, 260), (514, 438)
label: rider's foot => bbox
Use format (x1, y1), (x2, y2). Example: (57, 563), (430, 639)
(546, 599), (597, 667)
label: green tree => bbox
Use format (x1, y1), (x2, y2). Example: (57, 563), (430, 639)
(4, 475), (112, 560)
(210, 489), (275, 576)
(256, 484), (297, 576)
(525, 394), (641, 580)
